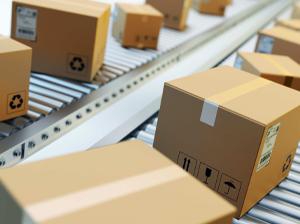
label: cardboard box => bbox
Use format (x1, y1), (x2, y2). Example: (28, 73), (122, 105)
(256, 26), (300, 64)
(292, 3), (300, 19)
(0, 140), (236, 224)
(236, 52), (300, 91)
(0, 36), (31, 121)
(146, 0), (192, 30)
(112, 3), (163, 49)
(154, 66), (300, 217)
(193, 0), (230, 16)
(11, 0), (110, 82)
(277, 19), (300, 31)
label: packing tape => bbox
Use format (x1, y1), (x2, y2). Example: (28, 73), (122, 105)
(200, 78), (271, 127)
(262, 54), (294, 77)
(25, 165), (187, 222)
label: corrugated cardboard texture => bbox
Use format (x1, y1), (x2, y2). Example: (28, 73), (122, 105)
(146, 0), (192, 30)
(154, 66), (300, 217)
(238, 52), (300, 91)
(0, 140), (236, 224)
(277, 19), (300, 31)
(292, 3), (300, 19)
(0, 37), (31, 121)
(11, 0), (110, 82)
(112, 3), (163, 49)
(257, 26), (300, 64)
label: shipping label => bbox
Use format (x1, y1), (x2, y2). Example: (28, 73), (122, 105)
(16, 6), (38, 41)
(257, 123), (280, 172)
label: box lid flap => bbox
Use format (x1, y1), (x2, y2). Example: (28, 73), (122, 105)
(167, 66), (300, 125)
(239, 52), (300, 78)
(278, 19), (300, 30)
(0, 37), (31, 53)
(259, 26), (300, 45)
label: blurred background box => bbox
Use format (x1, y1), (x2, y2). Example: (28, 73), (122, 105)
(236, 52), (300, 91)
(146, 0), (192, 31)
(256, 26), (300, 64)
(11, 0), (110, 82)
(0, 140), (236, 224)
(112, 3), (163, 49)
(277, 19), (300, 32)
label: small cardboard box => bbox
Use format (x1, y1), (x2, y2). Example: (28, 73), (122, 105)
(154, 66), (300, 217)
(112, 3), (163, 49)
(193, 0), (230, 16)
(292, 3), (300, 19)
(0, 36), (31, 121)
(0, 140), (236, 224)
(277, 19), (300, 32)
(256, 26), (300, 64)
(236, 52), (300, 91)
(146, 0), (192, 30)
(11, 0), (110, 82)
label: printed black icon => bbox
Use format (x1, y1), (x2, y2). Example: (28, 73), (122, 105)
(70, 57), (85, 72)
(177, 152), (198, 176)
(198, 163), (219, 189)
(282, 154), (293, 173)
(205, 168), (212, 184)
(7, 91), (26, 114)
(9, 94), (23, 110)
(218, 173), (241, 201)
(224, 181), (236, 195)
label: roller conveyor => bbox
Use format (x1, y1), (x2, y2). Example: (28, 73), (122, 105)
(1, 0), (290, 167)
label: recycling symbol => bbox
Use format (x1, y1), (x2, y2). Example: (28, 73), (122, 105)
(70, 57), (85, 72)
(282, 154), (292, 173)
(9, 94), (24, 110)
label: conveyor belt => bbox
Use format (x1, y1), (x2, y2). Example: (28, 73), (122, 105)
(2, 0), (288, 167)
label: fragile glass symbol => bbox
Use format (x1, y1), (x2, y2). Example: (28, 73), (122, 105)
(205, 168), (212, 184)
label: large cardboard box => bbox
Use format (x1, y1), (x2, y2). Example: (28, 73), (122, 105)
(0, 140), (236, 224)
(236, 52), (300, 91)
(146, 0), (192, 30)
(11, 0), (110, 82)
(277, 19), (300, 32)
(112, 3), (163, 49)
(193, 0), (230, 16)
(154, 66), (300, 217)
(292, 3), (300, 19)
(256, 26), (300, 64)
(0, 36), (31, 121)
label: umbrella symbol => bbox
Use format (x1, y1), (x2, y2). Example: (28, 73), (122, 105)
(224, 181), (236, 194)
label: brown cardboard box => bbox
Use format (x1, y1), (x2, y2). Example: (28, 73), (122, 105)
(236, 52), (300, 91)
(146, 0), (192, 30)
(193, 0), (230, 16)
(0, 36), (31, 121)
(11, 0), (110, 82)
(292, 3), (300, 19)
(112, 3), (163, 49)
(0, 140), (236, 224)
(256, 26), (300, 64)
(154, 66), (300, 217)
(277, 19), (300, 31)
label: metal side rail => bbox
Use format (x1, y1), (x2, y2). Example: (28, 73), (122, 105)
(2, 0), (290, 167)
